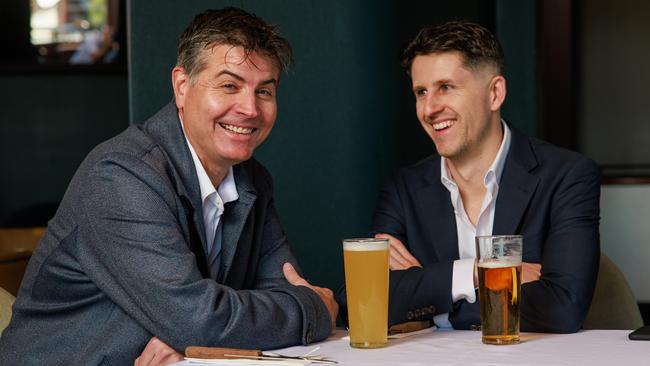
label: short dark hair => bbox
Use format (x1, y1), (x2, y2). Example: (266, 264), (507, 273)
(400, 21), (504, 75)
(176, 7), (293, 82)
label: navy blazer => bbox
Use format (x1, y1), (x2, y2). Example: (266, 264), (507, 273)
(373, 128), (600, 333)
(0, 103), (330, 365)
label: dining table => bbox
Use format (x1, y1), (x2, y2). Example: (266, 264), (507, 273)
(170, 327), (647, 365)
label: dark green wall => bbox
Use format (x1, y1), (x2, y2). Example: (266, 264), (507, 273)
(129, 0), (502, 290)
(0, 74), (128, 225)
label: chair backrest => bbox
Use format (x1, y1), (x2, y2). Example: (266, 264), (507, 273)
(0, 227), (45, 296)
(0, 286), (16, 337)
(583, 254), (644, 329)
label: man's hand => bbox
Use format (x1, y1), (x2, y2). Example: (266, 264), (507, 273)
(375, 233), (422, 270)
(134, 337), (183, 366)
(474, 261), (541, 287)
(522, 262), (541, 284)
(283, 262), (338, 330)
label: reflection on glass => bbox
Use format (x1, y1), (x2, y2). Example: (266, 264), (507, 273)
(0, 0), (126, 69)
(24, 0), (124, 66)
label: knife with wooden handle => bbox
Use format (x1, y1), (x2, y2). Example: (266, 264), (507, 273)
(184, 346), (338, 364)
(185, 346), (262, 359)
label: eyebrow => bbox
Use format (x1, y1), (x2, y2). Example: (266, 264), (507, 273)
(216, 70), (278, 87)
(412, 78), (455, 89)
(434, 79), (454, 86)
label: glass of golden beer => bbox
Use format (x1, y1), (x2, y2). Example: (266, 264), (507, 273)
(343, 238), (389, 348)
(475, 235), (522, 345)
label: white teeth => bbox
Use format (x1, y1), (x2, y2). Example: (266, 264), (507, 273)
(221, 123), (254, 135)
(433, 120), (454, 131)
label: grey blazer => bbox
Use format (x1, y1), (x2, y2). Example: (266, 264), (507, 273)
(0, 103), (330, 365)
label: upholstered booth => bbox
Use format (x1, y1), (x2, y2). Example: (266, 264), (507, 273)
(583, 254), (644, 329)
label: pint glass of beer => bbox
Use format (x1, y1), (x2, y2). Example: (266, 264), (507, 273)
(475, 235), (522, 345)
(343, 238), (389, 348)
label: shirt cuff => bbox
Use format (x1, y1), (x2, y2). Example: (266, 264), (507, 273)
(433, 313), (453, 329)
(452, 258), (477, 304)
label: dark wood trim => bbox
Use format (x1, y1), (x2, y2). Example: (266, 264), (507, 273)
(0, 63), (126, 75)
(603, 177), (650, 185)
(600, 165), (650, 184)
(0, 251), (32, 264)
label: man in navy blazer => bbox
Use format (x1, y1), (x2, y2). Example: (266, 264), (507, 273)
(373, 21), (600, 333)
(0, 8), (337, 365)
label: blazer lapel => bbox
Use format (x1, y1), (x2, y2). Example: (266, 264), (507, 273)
(493, 130), (540, 235)
(219, 165), (256, 282)
(415, 157), (459, 262)
(181, 196), (210, 278)
(143, 102), (210, 274)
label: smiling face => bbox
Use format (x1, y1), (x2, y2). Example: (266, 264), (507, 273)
(173, 44), (279, 181)
(411, 51), (505, 163)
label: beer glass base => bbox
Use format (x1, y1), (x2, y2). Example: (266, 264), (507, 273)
(482, 335), (520, 345)
(350, 341), (388, 349)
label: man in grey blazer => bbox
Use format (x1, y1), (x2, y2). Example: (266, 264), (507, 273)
(0, 7), (337, 365)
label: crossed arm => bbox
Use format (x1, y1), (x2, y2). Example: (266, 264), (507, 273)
(374, 156), (600, 332)
(133, 263), (336, 366)
(378, 233), (541, 284)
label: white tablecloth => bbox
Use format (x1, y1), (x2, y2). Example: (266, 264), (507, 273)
(172, 328), (647, 366)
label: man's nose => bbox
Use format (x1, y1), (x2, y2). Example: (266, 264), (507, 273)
(423, 94), (444, 121)
(236, 90), (259, 118)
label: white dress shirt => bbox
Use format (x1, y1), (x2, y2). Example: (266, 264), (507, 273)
(179, 117), (239, 260)
(433, 121), (511, 328)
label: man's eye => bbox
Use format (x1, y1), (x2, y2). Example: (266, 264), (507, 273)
(414, 89), (427, 97)
(440, 84), (451, 91)
(257, 89), (274, 98)
(222, 84), (237, 91)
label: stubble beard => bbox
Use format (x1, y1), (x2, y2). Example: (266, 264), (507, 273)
(433, 129), (470, 162)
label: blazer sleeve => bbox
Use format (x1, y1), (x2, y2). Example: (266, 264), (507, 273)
(371, 171), (458, 326)
(75, 152), (330, 351)
(521, 156), (601, 333)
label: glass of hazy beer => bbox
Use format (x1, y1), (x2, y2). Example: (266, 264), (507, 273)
(343, 238), (389, 348)
(475, 235), (522, 345)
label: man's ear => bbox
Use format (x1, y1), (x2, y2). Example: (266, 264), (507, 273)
(172, 66), (189, 109)
(489, 75), (506, 111)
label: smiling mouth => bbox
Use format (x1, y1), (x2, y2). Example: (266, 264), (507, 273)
(219, 123), (256, 135)
(433, 119), (455, 131)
